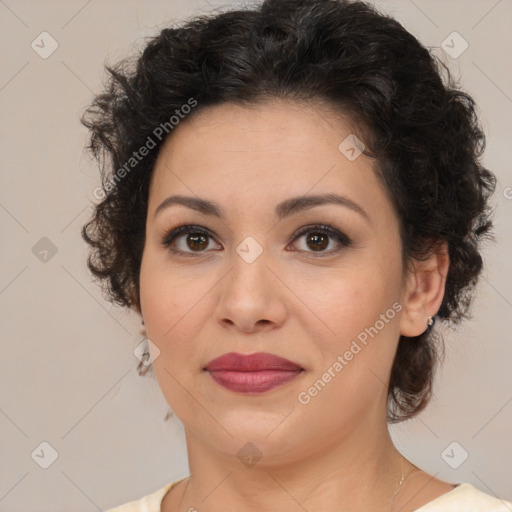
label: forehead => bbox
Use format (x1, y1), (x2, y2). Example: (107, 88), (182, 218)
(157, 99), (360, 161)
(148, 100), (392, 224)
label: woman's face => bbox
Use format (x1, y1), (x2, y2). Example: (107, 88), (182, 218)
(139, 100), (411, 462)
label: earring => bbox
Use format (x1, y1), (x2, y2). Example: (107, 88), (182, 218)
(427, 316), (434, 327)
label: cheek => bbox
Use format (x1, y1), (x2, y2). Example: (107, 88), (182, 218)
(140, 252), (201, 335)
(139, 259), (203, 412)
(139, 269), (174, 334)
(140, 257), (183, 368)
(297, 276), (401, 426)
(294, 263), (400, 351)
(139, 254), (216, 374)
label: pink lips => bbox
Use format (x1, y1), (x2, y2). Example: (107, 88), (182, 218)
(204, 352), (304, 393)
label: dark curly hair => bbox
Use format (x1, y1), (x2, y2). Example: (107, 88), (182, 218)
(81, 0), (495, 423)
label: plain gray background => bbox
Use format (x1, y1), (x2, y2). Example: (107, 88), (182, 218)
(1, 0), (511, 510)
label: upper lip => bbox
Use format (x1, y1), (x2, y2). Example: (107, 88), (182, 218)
(204, 352), (303, 372)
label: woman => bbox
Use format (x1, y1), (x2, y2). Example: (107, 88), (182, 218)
(81, 0), (511, 510)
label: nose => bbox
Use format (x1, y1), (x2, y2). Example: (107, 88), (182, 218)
(214, 250), (287, 333)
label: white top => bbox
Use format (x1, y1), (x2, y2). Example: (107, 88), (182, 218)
(105, 479), (512, 512)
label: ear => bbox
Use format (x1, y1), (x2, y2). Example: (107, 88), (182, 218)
(399, 241), (450, 337)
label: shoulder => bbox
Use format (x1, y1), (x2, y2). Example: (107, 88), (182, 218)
(415, 482), (512, 511)
(105, 479), (185, 512)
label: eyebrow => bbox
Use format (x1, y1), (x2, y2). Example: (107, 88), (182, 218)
(154, 193), (370, 222)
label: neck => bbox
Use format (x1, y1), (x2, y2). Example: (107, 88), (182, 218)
(176, 417), (413, 512)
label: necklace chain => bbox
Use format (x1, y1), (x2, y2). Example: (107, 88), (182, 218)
(176, 464), (417, 511)
(389, 465), (416, 510)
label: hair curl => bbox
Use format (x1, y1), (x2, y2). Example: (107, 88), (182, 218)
(81, 0), (496, 422)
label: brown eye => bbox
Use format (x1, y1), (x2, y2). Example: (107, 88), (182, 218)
(291, 224), (351, 256)
(186, 233), (209, 251)
(161, 225), (221, 255)
(305, 232), (329, 251)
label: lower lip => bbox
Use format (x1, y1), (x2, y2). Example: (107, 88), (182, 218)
(206, 369), (303, 393)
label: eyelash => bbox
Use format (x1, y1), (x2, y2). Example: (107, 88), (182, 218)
(161, 224), (351, 257)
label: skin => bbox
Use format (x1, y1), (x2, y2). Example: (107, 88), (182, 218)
(138, 100), (453, 512)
